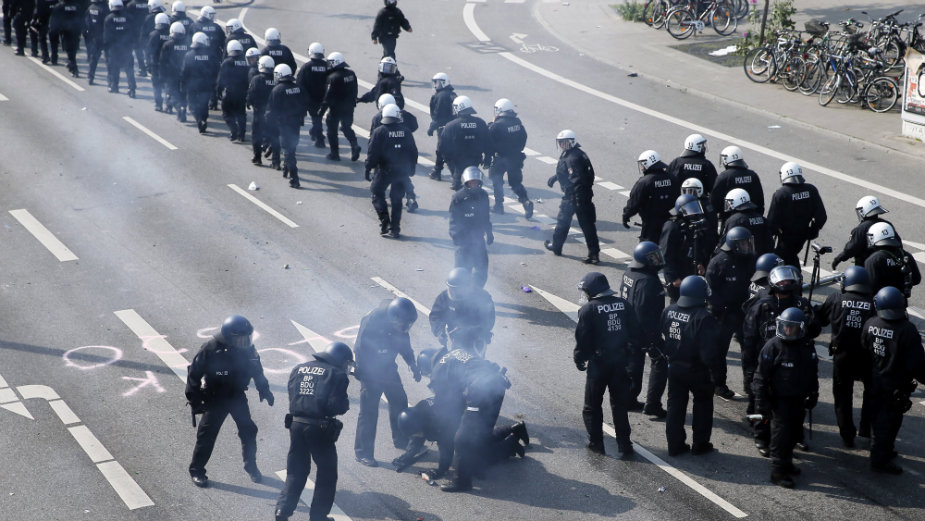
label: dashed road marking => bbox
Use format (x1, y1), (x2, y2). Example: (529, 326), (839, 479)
(9, 209), (78, 262)
(597, 181), (623, 191)
(227, 183), (299, 228)
(619, 190), (631, 197)
(535, 156), (558, 164)
(0, 92), (8, 101)
(602, 248), (631, 262)
(114, 309), (189, 383)
(123, 116), (178, 150)
(28, 57), (85, 91)
(370, 276), (431, 316)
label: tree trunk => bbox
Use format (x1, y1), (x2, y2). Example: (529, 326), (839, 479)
(759, 0), (771, 44)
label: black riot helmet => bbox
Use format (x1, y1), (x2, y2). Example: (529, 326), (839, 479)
(674, 194), (704, 223)
(397, 406), (424, 437)
(768, 265), (801, 295)
(577, 272), (614, 304)
(775, 307), (806, 341)
(219, 315), (253, 349)
(387, 297), (418, 332)
(722, 226), (755, 255)
(874, 286), (906, 320)
(677, 275), (710, 307)
(751, 253), (783, 282)
(841, 266), (872, 295)
(416, 347), (444, 377)
(630, 241), (665, 269)
(446, 268), (473, 301)
(313, 341), (354, 370)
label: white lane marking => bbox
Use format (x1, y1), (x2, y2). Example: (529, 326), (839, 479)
(461, 6), (925, 209)
(524, 147), (541, 156)
(0, 387), (16, 404)
(802, 266), (834, 278)
(903, 240), (925, 250)
(531, 285), (748, 518)
(913, 251), (925, 266)
(9, 209), (78, 262)
(602, 248), (631, 262)
(114, 309), (189, 383)
(597, 181), (623, 191)
(69, 424), (114, 463)
(16, 384), (60, 401)
(49, 399), (81, 425)
(619, 190), (631, 197)
(536, 156), (558, 165)
(275, 470), (353, 521)
(370, 276), (431, 316)
(28, 57), (85, 91)
(505, 0), (527, 3)
(0, 401), (33, 419)
(97, 461), (155, 510)
(123, 116), (178, 150)
(601, 425), (747, 519)
(534, 214), (556, 226)
(227, 184), (299, 228)
(0, 92), (8, 101)
(909, 307), (925, 320)
(0, 375), (34, 419)
(0, 374), (7, 387)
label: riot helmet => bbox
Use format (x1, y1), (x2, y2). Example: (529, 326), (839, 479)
(226, 39), (243, 56)
(461, 166), (483, 186)
(684, 133), (707, 154)
(446, 268), (473, 301)
(720, 145), (745, 168)
(494, 98), (515, 117)
(677, 276), (710, 307)
(637, 150), (661, 175)
(556, 129), (577, 152)
(452, 95), (475, 116)
(387, 297), (418, 332)
(219, 315), (253, 349)
(313, 341), (354, 370)
(377, 93), (396, 110)
(380, 104), (402, 125)
(874, 286), (906, 320)
(841, 266), (872, 294)
(681, 177), (704, 198)
(867, 222), (900, 248)
(779, 161), (804, 184)
(630, 241), (665, 269)
(855, 195), (888, 222)
(397, 407), (424, 437)
(775, 307), (806, 340)
(273, 63), (292, 82)
(752, 253), (783, 281)
(577, 272), (614, 304)
(308, 42), (324, 59)
(674, 193), (704, 222)
(257, 55), (275, 74)
(378, 56), (397, 75)
(768, 265), (801, 294)
(722, 226), (755, 254)
(431, 72), (450, 90)
(724, 188), (755, 212)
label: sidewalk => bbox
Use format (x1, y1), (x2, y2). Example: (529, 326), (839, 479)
(534, 0), (925, 159)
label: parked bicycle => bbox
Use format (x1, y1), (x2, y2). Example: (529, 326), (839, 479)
(666, 0), (737, 39)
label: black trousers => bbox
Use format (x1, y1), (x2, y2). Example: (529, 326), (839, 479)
(251, 111), (267, 157)
(58, 29), (79, 72)
(446, 154), (480, 190)
(582, 360), (631, 446)
(714, 308), (745, 391)
(31, 16), (48, 58)
(279, 121), (301, 181)
(151, 71), (162, 107)
(2, 0), (11, 45)
(454, 396), (505, 486)
(774, 233), (806, 268)
(639, 216), (667, 244)
(379, 36), (396, 58)
(488, 154), (528, 203)
(454, 238), (488, 288)
(189, 393), (258, 475)
(85, 37), (103, 81)
(354, 372), (408, 460)
(325, 107), (357, 155)
(106, 48), (136, 92)
(832, 351), (872, 442)
(222, 95), (247, 139)
(645, 351), (669, 408)
(133, 37), (145, 73)
(307, 98), (324, 143)
(870, 389), (905, 466)
(188, 90), (211, 126)
(11, 11), (27, 51)
(666, 369), (714, 452)
(276, 422), (338, 520)
(769, 396), (804, 473)
(371, 172), (407, 232)
(551, 197), (600, 256)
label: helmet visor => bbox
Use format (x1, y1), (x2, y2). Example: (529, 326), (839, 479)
(226, 333), (252, 350)
(678, 198), (704, 219)
(769, 266), (801, 291)
(731, 236), (755, 255)
(380, 62), (396, 75)
(447, 284), (470, 301)
(643, 249), (666, 268)
(776, 316), (805, 340)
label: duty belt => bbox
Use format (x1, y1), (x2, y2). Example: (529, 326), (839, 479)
(292, 416), (335, 426)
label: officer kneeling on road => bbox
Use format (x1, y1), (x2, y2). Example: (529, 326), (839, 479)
(185, 315), (274, 488)
(275, 342), (352, 521)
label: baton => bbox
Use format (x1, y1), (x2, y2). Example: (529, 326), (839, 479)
(807, 408), (813, 440)
(802, 239), (811, 268)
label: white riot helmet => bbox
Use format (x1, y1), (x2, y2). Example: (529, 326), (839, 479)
(432, 72), (450, 90)
(257, 55), (275, 74)
(245, 47), (260, 62)
(377, 93), (396, 110)
(724, 188), (754, 212)
(684, 133), (707, 154)
(170, 0), (184, 13)
(154, 12), (170, 28)
(494, 98), (515, 117)
(109, 0), (123, 10)
(452, 95), (475, 116)
(637, 150), (661, 175)
(199, 5), (214, 21)
(381, 104), (402, 125)
(681, 177), (704, 198)
(274, 63), (293, 82)
(720, 145), (744, 168)
(308, 42), (324, 59)
(191, 32), (208, 49)
(264, 27), (281, 43)
(461, 166), (484, 186)
(379, 56), (397, 75)
(169, 21), (185, 37)
(556, 129), (577, 151)
(147, 0), (164, 13)
(855, 195), (888, 222)
(226, 39), (243, 55)
(867, 222), (901, 248)
(225, 18), (242, 35)
(326, 51), (345, 68)
(779, 161), (804, 184)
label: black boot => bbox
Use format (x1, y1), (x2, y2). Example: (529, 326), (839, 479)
(511, 421), (529, 446)
(378, 212), (391, 237)
(289, 167), (300, 188)
(350, 144), (361, 162)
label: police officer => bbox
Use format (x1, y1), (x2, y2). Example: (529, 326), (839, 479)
(353, 298), (420, 467)
(622, 150), (678, 243)
(267, 63), (308, 188)
(244, 46), (259, 80)
(84, 0), (108, 84)
(246, 55), (274, 166)
(318, 51), (361, 162)
(124, 0), (148, 76)
(545, 130), (601, 265)
(370, 94), (420, 213)
(185, 315), (274, 487)
(168, 0), (189, 31)
(365, 103), (418, 238)
(833, 196), (901, 270)
(438, 96), (490, 191)
(188, 5), (222, 62)
(667, 134), (717, 197)
(392, 397), (454, 476)
(158, 21), (187, 120)
(574, 272), (639, 457)
(358, 56), (404, 109)
(426, 72), (455, 181)
(486, 98), (534, 219)
(104, 0), (136, 94)
(660, 194), (711, 302)
(48, 0), (80, 76)
(3, 0), (13, 46)
(371, 0), (411, 59)
(721, 188), (773, 256)
(429, 268), (496, 357)
(742, 265), (819, 455)
(752, 307), (819, 488)
(223, 17), (254, 51)
(218, 39), (250, 141)
(864, 222), (921, 297)
(295, 42), (329, 149)
(744, 253), (784, 309)
(862, 286), (925, 474)
(767, 162), (828, 268)
(32, 0), (55, 63)
(817, 266), (876, 447)
(181, 32), (219, 133)
(449, 167), (493, 288)
(9, 0), (33, 56)
(706, 226), (756, 399)
(260, 27), (295, 72)
(680, 178), (719, 255)
(711, 146), (764, 226)
(140, 0), (166, 51)
(620, 241), (668, 417)
(145, 12), (169, 110)
(274, 342), (352, 521)
(661, 276), (725, 456)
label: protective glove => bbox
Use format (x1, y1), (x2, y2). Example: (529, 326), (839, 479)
(438, 333), (448, 347)
(547, 175), (557, 188)
(365, 168), (373, 181)
(574, 359), (587, 372)
(427, 126), (435, 137)
(831, 256), (842, 270)
(481, 155), (492, 169)
(807, 226), (820, 240)
(804, 392), (818, 410)
(259, 388), (275, 407)
(486, 231), (494, 245)
(412, 365), (422, 383)
(622, 220), (631, 229)
(189, 400), (207, 415)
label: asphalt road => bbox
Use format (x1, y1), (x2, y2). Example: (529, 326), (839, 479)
(0, 1), (923, 520)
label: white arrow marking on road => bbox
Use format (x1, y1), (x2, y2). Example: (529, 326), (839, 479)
(115, 309), (189, 383)
(123, 116), (178, 150)
(227, 183), (299, 228)
(0, 92), (8, 101)
(510, 33), (528, 45)
(0, 377), (34, 420)
(529, 285), (748, 519)
(275, 470), (353, 521)
(9, 209), (78, 261)
(28, 57), (85, 91)
(290, 320), (333, 353)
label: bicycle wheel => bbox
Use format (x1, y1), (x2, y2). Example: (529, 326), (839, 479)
(818, 75), (840, 106)
(666, 9), (695, 40)
(881, 39), (903, 69)
(780, 56), (806, 91)
(650, 0), (670, 29)
(711, 2), (737, 36)
(835, 72), (857, 104)
(863, 77), (898, 112)
(798, 56), (822, 95)
(744, 47), (775, 83)
(733, 0), (749, 20)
